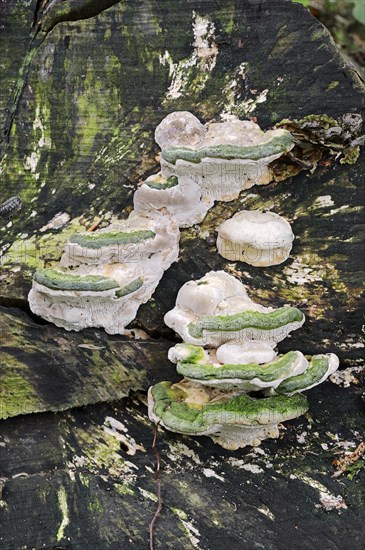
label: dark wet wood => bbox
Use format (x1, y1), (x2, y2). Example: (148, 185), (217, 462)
(0, 377), (364, 549)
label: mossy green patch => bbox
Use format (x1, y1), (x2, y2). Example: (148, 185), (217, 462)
(1, 216), (85, 270)
(327, 81), (339, 91)
(56, 486), (69, 542)
(0, 353), (43, 419)
(113, 483), (135, 496)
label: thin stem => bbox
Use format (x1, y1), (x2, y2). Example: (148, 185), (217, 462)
(149, 423), (162, 550)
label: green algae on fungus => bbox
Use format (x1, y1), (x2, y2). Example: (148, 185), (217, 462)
(145, 175), (179, 190)
(33, 268), (119, 292)
(69, 229), (156, 249)
(176, 349), (307, 387)
(275, 354), (339, 395)
(156, 113), (294, 203)
(115, 277), (144, 298)
(188, 307), (304, 338)
(148, 380), (308, 449)
(161, 133), (294, 165)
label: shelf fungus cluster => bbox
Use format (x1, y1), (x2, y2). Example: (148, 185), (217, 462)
(134, 111), (294, 227)
(29, 111), (293, 330)
(28, 111), (340, 451)
(148, 271), (339, 450)
(28, 212), (179, 334)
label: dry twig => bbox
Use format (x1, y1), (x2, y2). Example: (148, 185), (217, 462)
(333, 441), (365, 475)
(87, 218), (103, 232)
(149, 423), (162, 550)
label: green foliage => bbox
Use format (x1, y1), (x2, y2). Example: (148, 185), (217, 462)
(347, 459), (364, 480)
(293, 0), (310, 6)
(353, 0), (365, 25)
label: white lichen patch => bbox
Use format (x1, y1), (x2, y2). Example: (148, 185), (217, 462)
(166, 441), (202, 465)
(295, 474), (347, 512)
(227, 459), (264, 474)
(160, 12), (217, 100)
(284, 259), (323, 285)
(257, 504), (275, 521)
(138, 487), (158, 502)
(312, 195), (335, 208)
(40, 212), (70, 232)
(103, 416), (146, 455)
(171, 508), (202, 548)
(56, 486), (70, 542)
(317, 493), (348, 512)
(330, 366), (363, 387)
(296, 431), (308, 444)
(221, 62), (268, 120)
(202, 468), (225, 481)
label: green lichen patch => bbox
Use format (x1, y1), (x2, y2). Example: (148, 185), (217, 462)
(146, 175), (178, 190)
(177, 349), (304, 384)
(69, 229), (156, 249)
(150, 381), (308, 434)
(188, 307), (304, 339)
(276, 355), (333, 395)
(162, 132), (293, 164)
(33, 268), (119, 291)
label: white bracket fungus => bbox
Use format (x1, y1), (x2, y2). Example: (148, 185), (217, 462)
(29, 212), (180, 334)
(164, 271), (305, 347)
(148, 270), (339, 449)
(156, 111), (294, 203)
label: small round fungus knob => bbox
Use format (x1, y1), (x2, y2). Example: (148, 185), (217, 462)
(217, 210), (294, 267)
(155, 111), (206, 149)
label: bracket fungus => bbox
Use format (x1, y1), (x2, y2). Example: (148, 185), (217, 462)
(60, 212), (179, 268)
(156, 111), (294, 202)
(217, 210), (294, 266)
(168, 343), (339, 394)
(169, 344), (309, 392)
(26, 111), (341, 452)
(164, 271), (305, 347)
(149, 270), (339, 449)
(29, 212), (180, 334)
(28, 264), (147, 334)
(148, 380), (309, 451)
(133, 173), (213, 228)
(28, 113), (295, 333)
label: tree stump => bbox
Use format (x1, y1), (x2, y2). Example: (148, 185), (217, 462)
(0, 1), (364, 548)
